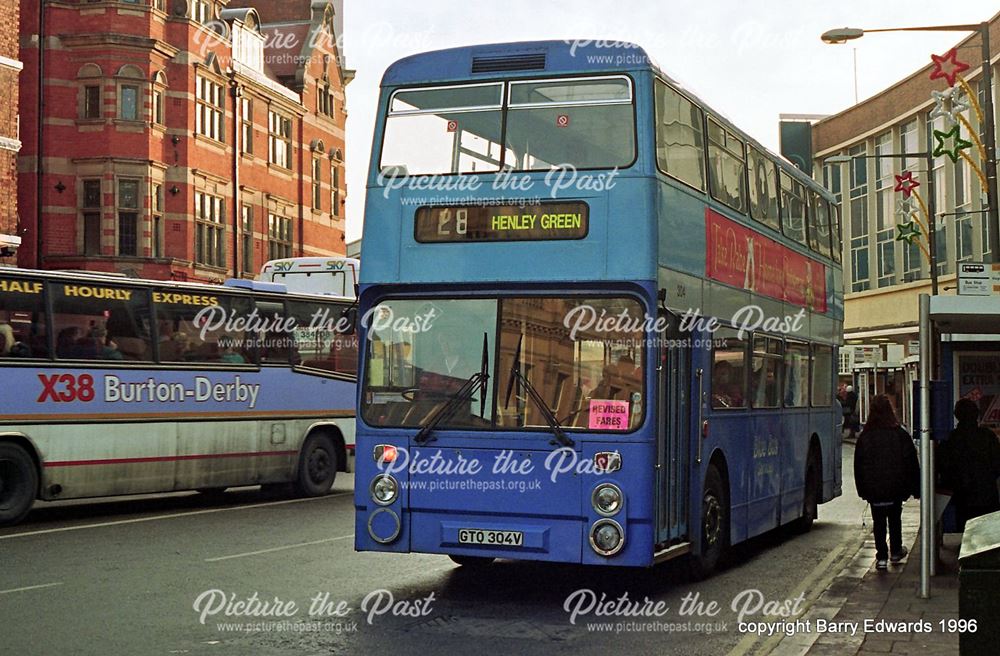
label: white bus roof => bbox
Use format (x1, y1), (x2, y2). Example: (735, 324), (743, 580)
(0, 267), (353, 304)
(257, 257), (359, 299)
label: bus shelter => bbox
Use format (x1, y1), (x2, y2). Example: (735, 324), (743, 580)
(918, 294), (1000, 597)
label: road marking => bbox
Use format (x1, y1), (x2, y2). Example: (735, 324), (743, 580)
(726, 529), (865, 656)
(0, 492), (352, 541)
(206, 534), (355, 562)
(0, 582), (64, 595)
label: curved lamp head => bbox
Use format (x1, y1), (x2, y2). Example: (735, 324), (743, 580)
(821, 28), (865, 44)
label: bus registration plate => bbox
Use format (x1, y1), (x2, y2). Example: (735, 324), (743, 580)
(458, 529), (524, 547)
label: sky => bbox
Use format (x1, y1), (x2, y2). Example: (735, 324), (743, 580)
(341, 0), (997, 242)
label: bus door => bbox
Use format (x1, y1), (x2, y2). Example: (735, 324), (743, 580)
(656, 310), (692, 545)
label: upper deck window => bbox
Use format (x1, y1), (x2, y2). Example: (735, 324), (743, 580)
(809, 192), (833, 258)
(381, 83), (504, 176)
(504, 77), (634, 171)
(654, 81), (706, 191)
(748, 146), (780, 231)
(379, 77), (635, 177)
(780, 171), (808, 246)
(707, 118), (747, 214)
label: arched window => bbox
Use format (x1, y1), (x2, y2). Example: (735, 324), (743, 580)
(191, 0), (213, 25)
(117, 65), (144, 79)
(152, 71), (168, 125)
(77, 64), (103, 120)
(77, 64), (102, 79)
(317, 66), (335, 119)
(196, 60), (225, 141)
(116, 66), (145, 122)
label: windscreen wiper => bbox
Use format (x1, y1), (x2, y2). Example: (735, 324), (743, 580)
(504, 335), (575, 448)
(414, 333), (490, 445)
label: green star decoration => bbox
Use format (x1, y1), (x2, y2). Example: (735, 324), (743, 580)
(895, 221), (922, 244)
(932, 125), (973, 163)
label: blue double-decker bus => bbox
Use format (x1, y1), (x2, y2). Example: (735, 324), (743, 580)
(355, 41), (843, 574)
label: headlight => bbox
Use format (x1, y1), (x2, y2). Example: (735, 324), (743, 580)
(370, 474), (399, 506)
(589, 519), (625, 557)
(591, 483), (623, 516)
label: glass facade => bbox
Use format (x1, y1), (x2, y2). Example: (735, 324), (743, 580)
(874, 132), (895, 288)
(821, 94), (997, 293)
(847, 144), (869, 292)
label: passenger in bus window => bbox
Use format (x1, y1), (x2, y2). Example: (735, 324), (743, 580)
(91, 328), (123, 361)
(103, 338), (123, 360)
(218, 337), (246, 364)
(614, 354), (642, 389)
(56, 326), (78, 358)
(1, 323), (31, 357)
(588, 367), (615, 401)
(77, 331), (101, 359)
(56, 326), (98, 359)
(165, 332), (193, 361)
(712, 361), (744, 408)
(0, 323), (14, 356)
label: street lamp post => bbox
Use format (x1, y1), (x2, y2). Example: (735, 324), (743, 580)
(822, 22), (1000, 263)
(825, 152), (939, 294)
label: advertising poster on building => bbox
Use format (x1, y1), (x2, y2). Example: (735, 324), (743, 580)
(956, 352), (1000, 430)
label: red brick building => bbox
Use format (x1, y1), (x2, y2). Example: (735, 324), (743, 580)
(0, 0), (22, 260)
(18, 0), (349, 281)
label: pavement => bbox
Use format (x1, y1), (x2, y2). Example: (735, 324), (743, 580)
(769, 471), (962, 655)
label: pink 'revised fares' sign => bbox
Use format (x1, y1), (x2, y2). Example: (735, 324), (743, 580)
(705, 209), (828, 313)
(589, 400), (630, 431)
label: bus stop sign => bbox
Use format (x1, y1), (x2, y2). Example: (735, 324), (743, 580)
(958, 262), (1000, 296)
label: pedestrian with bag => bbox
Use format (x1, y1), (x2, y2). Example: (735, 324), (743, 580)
(854, 394), (920, 570)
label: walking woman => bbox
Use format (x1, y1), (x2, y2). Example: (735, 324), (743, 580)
(854, 394), (921, 570)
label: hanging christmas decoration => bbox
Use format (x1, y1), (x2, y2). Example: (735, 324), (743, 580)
(895, 197), (916, 218)
(929, 87), (970, 127)
(893, 171), (920, 198)
(932, 125), (973, 163)
(929, 47), (971, 87)
(895, 220), (923, 244)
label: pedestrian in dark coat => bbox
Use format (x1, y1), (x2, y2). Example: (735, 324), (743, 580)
(854, 394), (920, 570)
(845, 385), (860, 436)
(940, 398), (1000, 531)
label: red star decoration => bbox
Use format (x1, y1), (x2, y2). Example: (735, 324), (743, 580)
(894, 171), (920, 198)
(929, 48), (970, 87)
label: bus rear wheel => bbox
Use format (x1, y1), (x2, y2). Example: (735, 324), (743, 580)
(295, 434), (337, 497)
(793, 456), (821, 534)
(689, 464), (728, 580)
(0, 443), (38, 527)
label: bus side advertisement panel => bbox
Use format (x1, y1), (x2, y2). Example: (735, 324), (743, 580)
(0, 368), (355, 422)
(705, 209), (827, 313)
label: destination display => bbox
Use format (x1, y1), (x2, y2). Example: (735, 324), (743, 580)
(414, 202), (589, 243)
